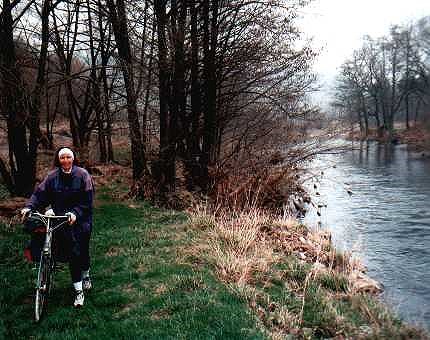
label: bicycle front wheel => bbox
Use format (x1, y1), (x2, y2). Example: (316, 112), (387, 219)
(34, 253), (52, 322)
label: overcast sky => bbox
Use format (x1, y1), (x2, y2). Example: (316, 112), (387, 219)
(299, 0), (430, 105)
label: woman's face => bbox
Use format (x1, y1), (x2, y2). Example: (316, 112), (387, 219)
(59, 153), (73, 171)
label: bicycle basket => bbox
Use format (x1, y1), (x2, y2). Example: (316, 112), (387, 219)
(23, 219), (46, 262)
(24, 232), (45, 263)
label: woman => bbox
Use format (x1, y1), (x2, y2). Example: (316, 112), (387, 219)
(21, 147), (94, 307)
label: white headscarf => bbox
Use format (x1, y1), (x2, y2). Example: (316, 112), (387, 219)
(58, 147), (74, 160)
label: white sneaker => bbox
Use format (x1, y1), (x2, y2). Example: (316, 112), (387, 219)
(83, 277), (92, 290)
(74, 290), (84, 307)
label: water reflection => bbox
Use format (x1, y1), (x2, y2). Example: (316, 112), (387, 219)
(304, 141), (430, 330)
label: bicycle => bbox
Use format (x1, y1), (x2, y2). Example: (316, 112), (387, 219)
(26, 212), (70, 322)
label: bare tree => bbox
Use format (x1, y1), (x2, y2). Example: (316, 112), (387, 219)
(106, 0), (150, 182)
(0, 0), (51, 196)
(334, 20), (430, 139)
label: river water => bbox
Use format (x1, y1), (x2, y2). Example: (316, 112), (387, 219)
(303, 140), (430, 330)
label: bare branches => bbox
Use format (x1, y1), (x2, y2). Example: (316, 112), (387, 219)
(334, 18), (430, 138)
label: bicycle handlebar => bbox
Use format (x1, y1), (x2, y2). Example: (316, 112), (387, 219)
(29, 212), (69, 219)
(27, 212), (71, 231)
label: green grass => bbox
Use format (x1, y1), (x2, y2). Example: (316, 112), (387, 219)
(0, 200), (265, 339)
(316, 272), (348, 293)
(2, 197), (428, 340)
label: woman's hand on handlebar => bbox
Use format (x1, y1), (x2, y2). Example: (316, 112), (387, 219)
(65, 212), (77, 225)
(20, 208), (31, 222)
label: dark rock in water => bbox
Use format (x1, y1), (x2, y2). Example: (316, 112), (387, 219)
(293, 199), (306, 214)
(347, 189), (353, 196)
(293, 199), (303, 210)
(391, 137), (399, 144)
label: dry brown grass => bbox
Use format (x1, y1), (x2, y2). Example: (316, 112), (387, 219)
(212, 152), (304, 212)
(90, 164), (133, 189)
(207, 211), (276, 286)
(183, 204), (428, 339)
(346, 125), (430, 153)
(187, 204), (365, 289)
(186, 204), (217, 230)
(398, 126), (430, 151)
(188, 205), (276, 286)
(347, 294), (430, 339)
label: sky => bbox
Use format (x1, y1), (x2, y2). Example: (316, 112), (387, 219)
(299, 0), (430, 107)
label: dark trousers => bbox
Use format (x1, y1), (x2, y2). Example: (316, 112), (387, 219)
(69, 230), (91, 283)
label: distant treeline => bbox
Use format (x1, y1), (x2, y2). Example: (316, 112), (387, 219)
(333, 17), (430, 138)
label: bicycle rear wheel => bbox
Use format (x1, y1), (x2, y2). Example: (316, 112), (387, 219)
(34, 253), (53, 322)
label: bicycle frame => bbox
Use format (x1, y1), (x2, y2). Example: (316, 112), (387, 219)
(30, 212), (70, 257)
(28, 212), (69, 322)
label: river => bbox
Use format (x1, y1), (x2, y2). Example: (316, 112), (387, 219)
(303, 140), (430, 330)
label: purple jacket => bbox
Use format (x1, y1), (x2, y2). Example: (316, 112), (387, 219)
(26, 165), (94, 234)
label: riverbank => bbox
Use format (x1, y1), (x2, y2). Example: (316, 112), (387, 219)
(397, 127), (430, 153)
(347, 126), (430, 154)
(303, 143), (430, 333)
(188, 205), (428, 339)
(1, 186), (427, 338)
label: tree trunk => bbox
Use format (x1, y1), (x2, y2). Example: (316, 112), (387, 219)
(200, 0), (219, 190)
(186, 0), (203, 190)
(0, 0), (40, 196)
(28, 0), (51, 159)
(165, 0), (187, 192)
(154, 0), (172, 192)
(107, 0), (149, 180)
(142, 19), (156, 148)
(98, 1), (114, 162)
(414, 98), (421, 125)
(389, 47), (397, 137)
(405, 95), (410, 130)
(374, 98), (383, 138)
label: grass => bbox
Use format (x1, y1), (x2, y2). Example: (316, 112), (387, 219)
(1, 194), (428, 339)
(0, 197), (265, 339)
(186, 206), (429, 339)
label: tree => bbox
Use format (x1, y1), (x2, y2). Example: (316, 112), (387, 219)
(0, 0), (51, 196)
(333, 20), (430, 139)
(106, 0), (150, 182)
(1, 0), (318, 204)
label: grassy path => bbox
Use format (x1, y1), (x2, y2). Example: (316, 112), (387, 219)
(0, 201), (265, 339)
